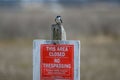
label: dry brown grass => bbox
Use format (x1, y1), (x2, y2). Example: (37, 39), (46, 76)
(0, 37), (120, 80)
(0, 39), (32, 80)
(0, 3), (120, 39)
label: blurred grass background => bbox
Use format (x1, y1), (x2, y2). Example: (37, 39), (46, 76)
(0, 0), (120, 80)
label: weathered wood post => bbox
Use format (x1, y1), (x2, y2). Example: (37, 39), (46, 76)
(33, 16), (80, 80)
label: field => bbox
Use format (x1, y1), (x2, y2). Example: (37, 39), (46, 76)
(0, 3), (120, 80)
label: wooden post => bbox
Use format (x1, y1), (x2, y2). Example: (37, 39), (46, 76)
(33, 16), (80, 80)
(51, 24), (66, 40)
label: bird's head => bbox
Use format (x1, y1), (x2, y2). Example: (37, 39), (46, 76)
(55, 16), (62, 24)
(56, 16), (61, 19)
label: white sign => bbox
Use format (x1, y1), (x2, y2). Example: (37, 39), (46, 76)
(33, 40), (80, 80)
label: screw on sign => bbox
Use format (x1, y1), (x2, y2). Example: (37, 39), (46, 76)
(40, 44), (74, 80)
(33, 16), (80, 80)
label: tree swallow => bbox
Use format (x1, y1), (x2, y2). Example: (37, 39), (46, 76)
(55, 16), (63, 24)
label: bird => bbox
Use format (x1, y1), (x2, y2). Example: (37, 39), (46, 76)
(51, 16), (66, 40)
(55, 16), (63, 25)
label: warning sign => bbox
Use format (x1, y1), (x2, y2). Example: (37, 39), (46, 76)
(40, 44), (74, 80)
